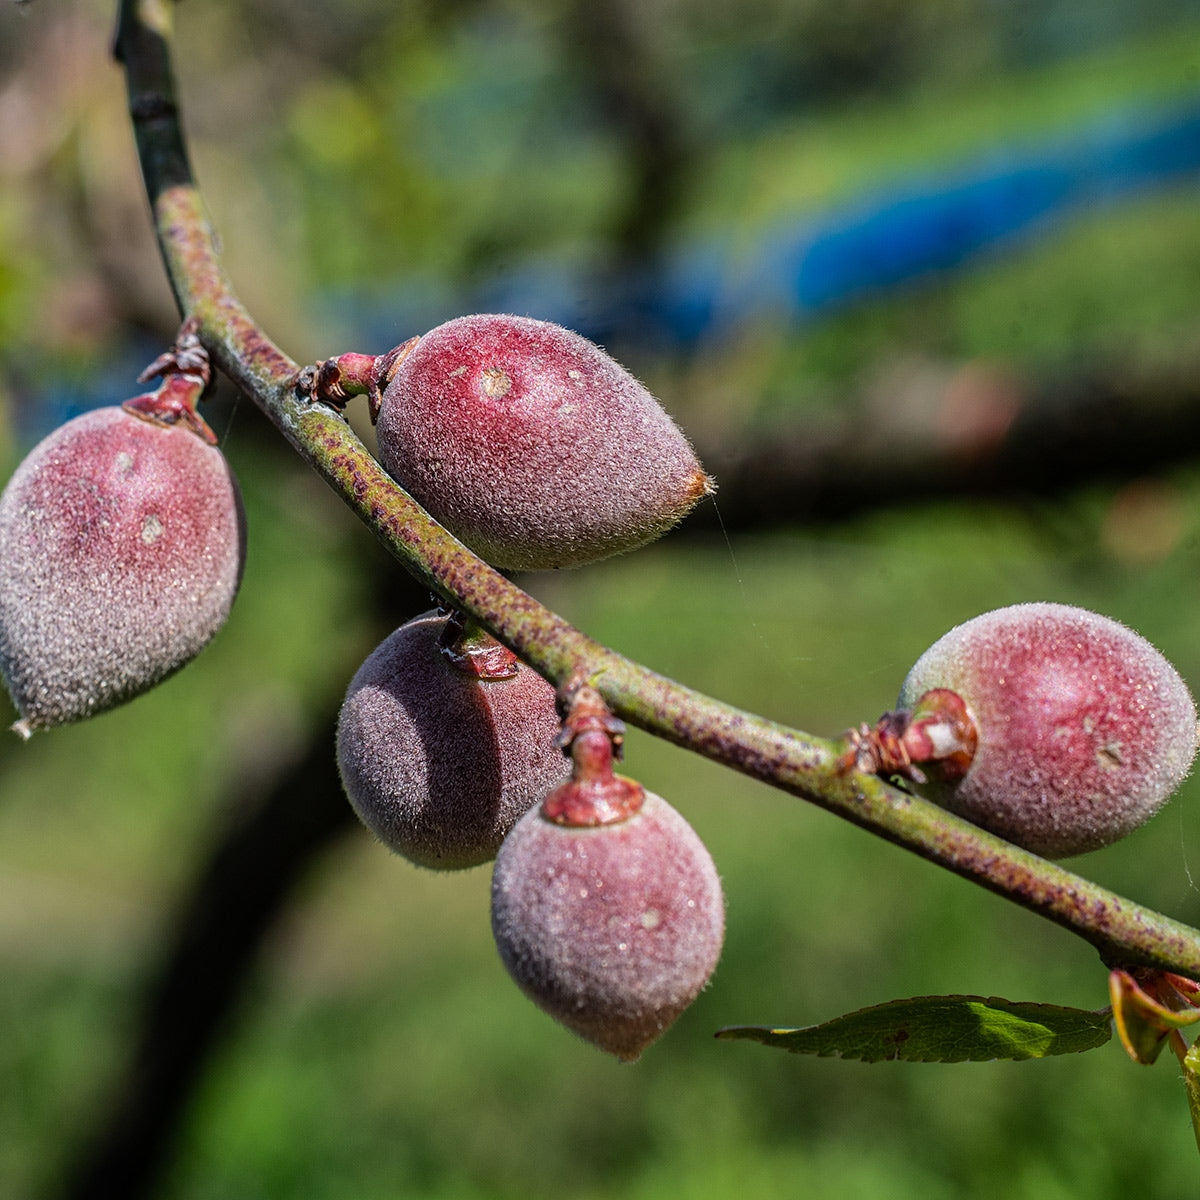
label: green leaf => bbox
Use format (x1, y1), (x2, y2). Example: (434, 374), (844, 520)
(716, 995), (1113, 1063)
(1181, 1039), (1200, 1157)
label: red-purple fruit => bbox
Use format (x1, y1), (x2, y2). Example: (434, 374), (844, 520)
(0, 406), (245, 736)
(898, 602), (1199, 858)
(374, 314), (713, 571)
(336, 611), (568, 869)
(491, 791), (725, 1061)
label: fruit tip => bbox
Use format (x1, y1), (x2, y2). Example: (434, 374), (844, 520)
(690, 469), (717, 501)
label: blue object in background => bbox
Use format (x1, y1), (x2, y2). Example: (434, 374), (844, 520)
(645, 98), (1200, 341)
(336, 96), (1200, 351)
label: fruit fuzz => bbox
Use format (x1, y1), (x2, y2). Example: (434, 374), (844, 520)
(0, 405), (245, 735)
(895, 602), (1199, 858)
(373, 313), (714, 570)
(492, 791), (725, 1061)
(491, 688), (725, 1060)
(336, 611), (568, 869)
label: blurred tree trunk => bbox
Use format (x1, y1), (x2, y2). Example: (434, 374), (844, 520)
(690, 354), (1200, 530)
(52, 541), (427, 1200)
(562, 0), (693, 268)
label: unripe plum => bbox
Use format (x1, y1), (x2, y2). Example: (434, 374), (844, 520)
(375, 314), (713, 570)
(336, 611), (568, 869)
(491, 791), (725, 1061)
(898, 602), (1199, 858)
(0, 406), (245, 735)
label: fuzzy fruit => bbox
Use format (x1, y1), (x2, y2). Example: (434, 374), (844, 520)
(374, 313), (713, 570)
(336, 611), (567, 869)
(0, 406), (245, 735)
(898, 602), (1199, 858)
(491, 791), (725, 1060)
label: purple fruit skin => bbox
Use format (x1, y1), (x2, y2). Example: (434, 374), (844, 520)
(0, 407), (245, 734)
(375, 314), (713, 571)
(898, 602), (1199, 858)
(491, 791), (725, 1061)
(336, 612), (568, 869)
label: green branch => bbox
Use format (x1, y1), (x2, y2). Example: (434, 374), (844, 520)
(112, 0), (1200, 979)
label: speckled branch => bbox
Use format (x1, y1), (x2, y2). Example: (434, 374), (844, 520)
(113, 0), (1200, 978)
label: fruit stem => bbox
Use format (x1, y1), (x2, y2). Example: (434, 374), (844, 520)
(437, 610), (519, 680)
(121, 318), (217, 444)
(301, 339), (419, 422)
(846, 688), (978, 785)
(543, 686), (645, 826)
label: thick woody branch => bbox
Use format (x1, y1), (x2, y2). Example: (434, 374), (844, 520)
(112, 0), (1200, 977)
(693, 358), (1200, 531)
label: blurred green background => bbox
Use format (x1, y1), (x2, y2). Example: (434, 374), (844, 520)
(5, 1), (1200, 1197)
